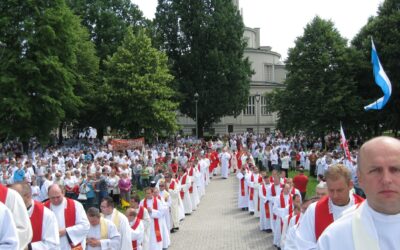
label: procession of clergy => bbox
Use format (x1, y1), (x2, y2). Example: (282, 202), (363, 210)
(236, 136), (400, 250)
(0, 143), (218, 250)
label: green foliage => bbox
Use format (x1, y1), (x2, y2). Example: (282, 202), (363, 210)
(0, 0), (98, 143)
(155, 0), (252, 136)
(351, 0), (400, 136)
(104, 28), (179, 136)
(269, 16), (365, 138)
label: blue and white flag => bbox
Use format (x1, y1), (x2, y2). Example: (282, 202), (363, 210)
(364, 39), (392, 110)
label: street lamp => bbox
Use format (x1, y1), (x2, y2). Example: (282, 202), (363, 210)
(194, 92), (199, 139)
(255, 93), (261, 135)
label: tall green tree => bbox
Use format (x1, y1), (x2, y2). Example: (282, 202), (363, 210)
(155, 0), (252, 137)
(0, 0), (98, 145)
(66, 0), (150, 138)
(104, 27), (179, 137)
(268, 16), (364, 139)
(352, 0), (400, 136)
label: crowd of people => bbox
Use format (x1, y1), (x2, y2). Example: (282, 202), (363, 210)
(0, 132), (399, 250)
(233, 134), (400, 250)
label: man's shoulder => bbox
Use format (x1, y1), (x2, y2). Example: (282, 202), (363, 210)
(318, 210), (354, 246)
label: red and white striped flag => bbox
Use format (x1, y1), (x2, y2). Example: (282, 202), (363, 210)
(340, 125), (352, 161)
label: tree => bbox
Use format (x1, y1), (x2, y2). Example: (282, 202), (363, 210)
(268, 16), (364, 140)
(66, 0), (150, 138)
(0, 0), (98, 146)
(104, 27), (179, 137)
(155, 0), (252, 137)
(352, 0), (400, 136)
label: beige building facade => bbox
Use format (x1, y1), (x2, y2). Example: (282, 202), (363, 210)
(177, 3), (286, 136)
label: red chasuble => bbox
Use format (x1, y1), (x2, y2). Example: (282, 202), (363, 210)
(143, 198), (162, 242)
(314, 194), (364, 240)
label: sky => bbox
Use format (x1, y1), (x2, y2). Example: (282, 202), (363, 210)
(131, 0), (383, 60)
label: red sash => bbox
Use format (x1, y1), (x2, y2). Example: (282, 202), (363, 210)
(30, 201), (44, 242)
(180, 175), (187, 199)
(188, 168), (194, 194)
(240, 177), (245, 196)
(137, 206), (144, 220)
(0, 184), (8, 203)
(143, 198), (162, 242)
(315, 194), (364, 240)
(131, 217), (141, 250)
(291, 188), (296, 196)
(271, 183), (282, 197)
(237, 151), (242, 169)
(262, 184), (270, 218)
(249, 174), (254, 201)
(169, 180), (175, 190)
(280, 193), (293, 232)
(269, 176), (274, 184)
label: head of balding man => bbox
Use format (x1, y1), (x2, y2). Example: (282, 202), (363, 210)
(10, 182), (32, 208)
(357, 136), (400, 215)
(48, 183), (65, 206)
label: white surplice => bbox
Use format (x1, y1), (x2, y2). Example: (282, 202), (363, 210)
(3, 187), (32, 250)
(50, 198), (90, 250)
(236, 172), (248, 209)
(219, 151), (231, 179)
(0, 202), (19, 249)
(139, 198), (167, 250)
(129, 218), (144, 250)
(29, 200), (60, 250)
(103, 209), (132, 250)
(317, 201), (400, 250)
(295, 195), (356, 250)
(258, 183), (271, 230)
(133, 206), (150, 250)
(87, 218), (120, 250)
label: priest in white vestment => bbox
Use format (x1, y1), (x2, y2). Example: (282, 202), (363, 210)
(126, 208), (144, 250)
(295, 164), (363, 250)
(139, 188), (168, 250)
(86, 207), (121, 250)
(258, 177), (271, 231)
(236, 168), (248, 209)
(219, 148), (231, 179)
(10, 182), (59, 249)
(0, 183), (32, 250)
(153, 188), (170, 249)
(130, 195), (151, 250)
(317, 137), (400, 250)
(100, 197), (133, 250)
(165, 174), (180, 231)
(178, 169), (192, 215)
(46, 184), (90, 250)
(0, 202), (19, 249)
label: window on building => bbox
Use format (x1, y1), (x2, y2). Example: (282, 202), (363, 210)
(247, 128), (254, 133)
(261, 96), (272, 116)
(228, 125), (233, 133)
(264, 64), (273, 82)
(243, 96), (255, 115)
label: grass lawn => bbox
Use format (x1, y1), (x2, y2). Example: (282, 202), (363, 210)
(288, 170), (318, 199)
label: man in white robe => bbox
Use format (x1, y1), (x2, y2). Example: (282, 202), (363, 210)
(139, 188), (168, 250)
(295, 164), (364, 250)
(258, 174), (272, 231)
(318, 137), (400, 250)
(219, 148), (231, 179)
(40, 173), (53, 201)
(0, 202), (19, 250)
(178, 169), (192, 215)
(100, 197), (132, 250)
(236, 167), (248, 210)
(266, 172), (283, 233)
(46, 184), (90, 250)
(165, 174), (180, 232)
(130, 195), (150, 250)
(153, 188), (170, 249)
(11, 182), (59, 249)
(86, 207), (121, 250)
(126, 208), (144, 250)
(0, 183), (32, 250)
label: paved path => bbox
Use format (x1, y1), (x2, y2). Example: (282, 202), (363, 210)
(169, 173), (274, 250)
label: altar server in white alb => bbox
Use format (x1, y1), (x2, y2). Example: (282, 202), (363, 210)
(86, 207), (121, 250)
(295, 164), (364, 250)
(318, 136), (400, 250)
(45, 184), (90, 250)
(219, 147), (231, 179)
(11, 182), (59, 249)
(0, 183), (32, 249)
(236, 167), (248, 210)
(100, 196), (133, 250)
(0, 202), (19, 249)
